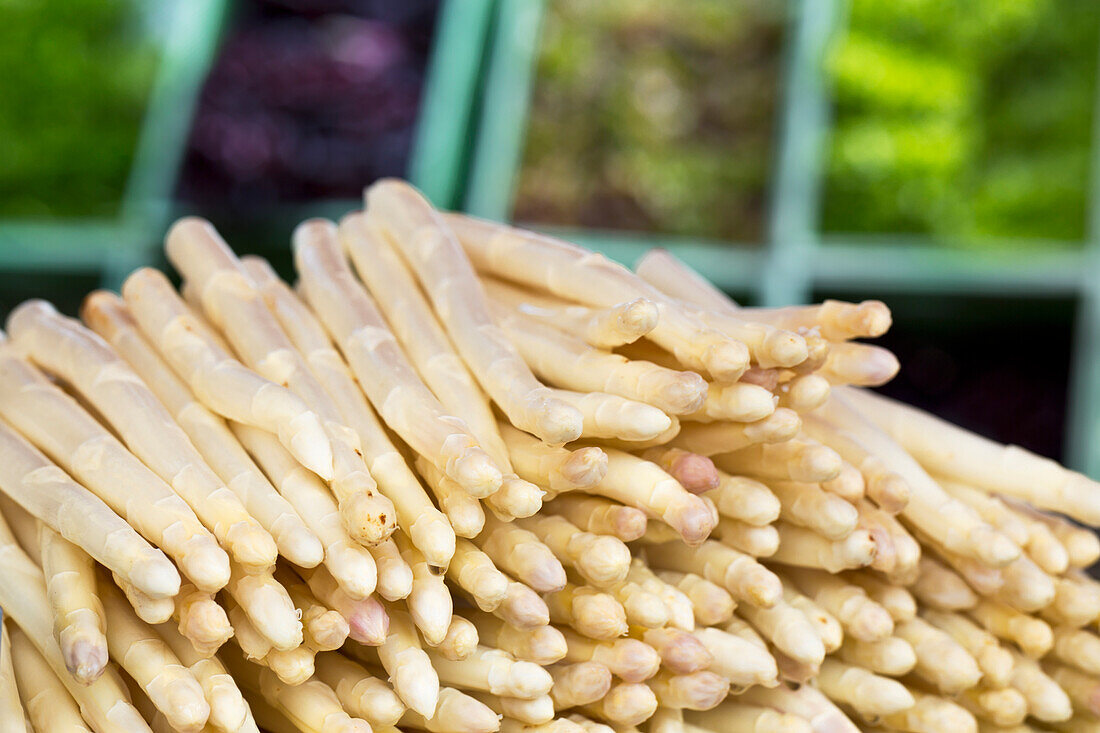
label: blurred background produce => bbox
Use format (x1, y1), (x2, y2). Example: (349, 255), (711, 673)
(1, 0), (1099, 476)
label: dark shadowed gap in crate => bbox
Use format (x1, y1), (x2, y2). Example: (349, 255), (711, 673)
(813, 290), (1076, 464)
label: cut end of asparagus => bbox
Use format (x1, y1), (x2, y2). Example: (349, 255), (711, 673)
(339, 490), (398, 548)
(62, 634), (109, 685)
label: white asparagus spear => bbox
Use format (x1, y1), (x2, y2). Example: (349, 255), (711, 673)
(477, 513), (567, 594)
(99, 581), (210, 732)
(438, 616), (480, 661)
(8, 625), (92, 733)
(233, 423), (377, 599)
(272, 569), (349, 653)
(715, 440), (843, 485)
(426, 645), (554, 700)
(815, 658), (914, 717)
(817, 391), (1018, 567)
(685, 702), (811, 733)
(373, 607), (440, 716)
(647, 539), (781, 608)
(543, 496), (647, 543)
(895, 617), (982, 694)
(911, 556), (978, 611)
(657, 571), (736, 627)
(262, 645), (316, 686)
(690, 627), (777, 688)
(314, 653), (405, 728)
(394, 530), (453, 646)
(0, 415), (181, 603)
(738, 598), (826, 668)
(0, 338), (228, 592)
(780, 583), (842, 654)
(370, 538), (414, 602)
(580, 680), (659, 726)
(777, 375), (832, 414)
(737, 683), (861, 733)
(38, 523), (108, 684)
(481, 276), (658, 349)
(684, 381), (777, 424)
(1051, 626), (1100, 676)
(769, 522), (877, 572)
(491, 300), (708, 416)
(647, 670), (728, 711)
(498, 424), (606, 496)
(782, 567), (893, 642)
(709, 472), (781, 527)
(293, 219), (503, 500)
(82, 291), (324, 569)
(837, 635), (917, 676)
(840, 386), (1100, 524)
(121, 266), (333, 481)
(841, 571), (916, 622)
(1008, 649), (1073, 722)
(878, 690), (976, 733)
(9, 300), (278, 571)
(971, 598), (1053, 658)
(223, 562), (302, 652)
(365, 186), (586, 442)
(240, 257), (456, 566)
(955, 686), (1028, 727)
(489, 582), (551, 631)
(415, 456), (487, 539)
(921, 609), (1015, 688)
(549, 662), (614, 708)
(766, 479), (858, 541)
(444, 211), (750, 382)
(115, 571), (174, 624)
(223, 601), (270, 661)
(639, 627), (713, 675)
(547, 389), (672, 442)
(173, 583), (233, 657)
(545, 583), (628, 640)
(557, 629), (660, 683)
(668, 410), (802, 457)
(468, 613), (566, 665)
(401, 687), (502, 733)
(341, 215), (544, 515)
(1013, 504), (1100, 569)
(156, 622), (255, 733)
(166, 222), (398, 545)
(515, 514), (630, 588)
(0, 623), (27, 733)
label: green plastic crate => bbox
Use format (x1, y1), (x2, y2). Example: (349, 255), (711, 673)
(0, 0), (229, 292)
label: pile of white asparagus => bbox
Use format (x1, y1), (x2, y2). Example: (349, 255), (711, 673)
(2, 179), (1100, 733)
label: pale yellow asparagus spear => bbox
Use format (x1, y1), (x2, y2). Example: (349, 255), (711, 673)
(224, 602), (269, 662)
(544, 584), (628, 641)
(121, 267), (334, 482)
(488, 583), (551, 631)
(501, 718), (584, 733)
(715, 518), (779, 558)
(1013, 504), (1100, 569)
(715, 440), (843, 485)
(238, 259), (455, 566)
(920, 609), (1014, 688)
(223, 562), (302, 652)
(815, 658), (914, 717)
(579, 681), (658, 726)
(799, 411), (910, 514)
(543, 389), (672, 442)
(858, 500), (921, 582)
(114, 571), (174, 624)
(445, 538), (508, 612)
(8, 625), (91, 733)
(637, 628), (712, 675)
(371, 536), (416, 600)
(841, 571), (916, 622)
(497, 424), (606, 496)
(1043, 661), (1100, 717)
(837, 635), (916, 676)
(262, 644), (316, 686)
(0, 623), (27, 733)
(295, 567), (384, 647)
(549, 662), (613, 708)
(737, 684), (861, 733)
(737, 597), (825, 668)
(415, 456), (486, 538)
(166, 218), (397, 546)
(476, 513), (567, 594)
(481, 276), (658, 349)
(314, 652), (405, 728)
(233, 423), (377, 599)
(667, 410), (802, 457)
(878, 690), (976, 733)
(623, 559), (697, 631)
(647, 539), (781, 608)
(894, 617), (982, 694)
(816, 342), (899, 386)
(0, 340), (224, 591)
(437, 616), (480, 661)
(819, 460), (864, 503)
(341, 215), (543, 513)
(971, 598), (1053, 658)
(293, 220), (503, 500)
(490, 303), (708, 416)
(581, 448), (714, 545)
(685, 701), (812, 733)
(366, 185), (587, 442)
(38, 524), (108, 684)
(557, 630), (660, 684)
(1051, 627), (1100, 676)
(683, 379), (778, 424)
(468, 613), (565, 665)
(782, 567), (893, 642)
(394, 530), (452, 646)
(640, 448), (719, 495)
(776, 375), (832, 415)
(689, 627), (777, 688)
(911, 556), (978, 611)
(1008, 649), (1073, 722)
(156, 622), (255, 733)
(766, 479), (858, 541)
(400, 687), (502, 733)
(272, 569), (349, 653)
(602, 577), (668, 630)
(83, 291), (324, 569)
(426, 645), (554, 701)
(1045, 573), (1100, 628)
(779, 582), (843, 654)
(709, 473), (781, 527)
(468, 689), (551, 726)
(656, 571), (736, 627)
(733, 299), (893, 342)
(955, 686), (1028, 727)
(173, 583), (233, 657)
(646, 670), (728, 711)
(841, 386), (1100, 524)
(514, 514), (630, 588)
(444, 211), (749, 382)
(9, 300), (278, 571)
(543, 496), (647, 543)
(769, 522), (877, 572)
(99, 582), (210, 732)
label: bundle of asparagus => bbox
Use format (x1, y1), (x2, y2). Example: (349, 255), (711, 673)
(1, 178), (1099, 733)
